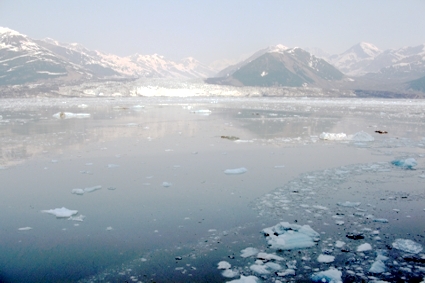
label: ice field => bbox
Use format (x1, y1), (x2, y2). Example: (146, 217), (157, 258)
(0, 97), (424, 282)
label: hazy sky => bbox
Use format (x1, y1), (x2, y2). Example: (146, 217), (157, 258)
(1, 0), (424, 65)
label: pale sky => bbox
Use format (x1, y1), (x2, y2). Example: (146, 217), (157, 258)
(1, 0), (424, 65)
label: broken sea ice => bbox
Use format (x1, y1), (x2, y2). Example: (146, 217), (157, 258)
(392, 238), (423, 254)
(391, 158), (417, 170)
(42, 207), (78, 218)
(262, 222), (320, 250)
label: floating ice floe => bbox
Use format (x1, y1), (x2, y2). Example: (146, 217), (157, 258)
(357, 243), (372, 252)
(337, 201), (361, 207)
(71, 188), (85, 195)
(68, 215), (85, 222)
(392, 239), (423, 254)
(240, 247), (259, 258)
(256, 252), (284, 261)
(317, 254), (335, 263)
(42, 207), (78, 218)
(224, 167), (247, 175)
(222, 269), (239, 278)
(311, 268), (342, 283)
(319, 131), (374, 142)
(84, 185), (102, 193)
(18, 227), (33, 231)
(391, 158), (417, 170)
(263, 222), (320, 250)
(162, 182), (172, 187)
(227, 275), (259, 283)
(52, 112), (91, 119)
(369, 251), (388, 274)
(218, 261), (231, 270)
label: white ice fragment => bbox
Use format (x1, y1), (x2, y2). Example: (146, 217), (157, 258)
(351, 131), (374, 142)
(263, 222), (320, 250)
(391, 158), (417, 170)
(191, 109), (211, 115)
(373, 218), (389, 223)
(311, 268), (342, 283)
(317, 254), (335, 263)
(218, 261), (231, 270)
(224, 167), (247, 175)
(335, 221), (345, 226)
(240, 247), (259, 258)
(18, 227), (33, 231)
(222, 269), (239, 278)
(256, 252), (284, 261)
(162, 182), (172, 187)
(313, 205), (328, 210)
(84, 185), (102, 193)
(106, 226), (113, 231)
(357, 243), (372, 252)
(369, 251), (388, 274)
(277, 269), (296, 277)
(234, 140), (254, 143)
(42, 207), (78, 218)
(265, 262), (282, 270)
(335, 241), (345, 248)
(392, 239), (423, 254)
(68, 215), (85, 222)
(52, 112), (90, 119)
(227, 275), (259, 283)
(71, 188), (85, 195)
(107, 164), (120, 168)
(319, 132), (347, 141)
(249, 264), (270, 274)
(337, 201), (361, 207)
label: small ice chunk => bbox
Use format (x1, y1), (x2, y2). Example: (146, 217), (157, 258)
(68, 215), (85, 222)
(107, 164), (120, 168)
(277, 268), (296, 277)
(392, 239), (423, 254)
(352, 131), (374, 142)
(162, 182), (172, 187)
(84, 185), (102, 193)
(265, 262), (282, 271)
(71, 188), (85, 195)
(240, 247), (259, 258)
(224, 167), (247, 175)
(191, 109), (212, 115)
(357, 243), (372, 252)
(42, 207), (78, 218)
(52, 112), (90, 119)
(335, 221), (344, 226)
(317, 254), (335, 263)
(391, 158), (417, 170)
(222, 269), (239, 278)
(250, 264), (270, 274)
(227, 275), (259, 283)
(18, 227), (33, 231)
(373, 218), (389, 223)
(335, 241), (345, 248)
(106, 226), (113, 231)
(337, 201), (361, 207)
(311, 268), (342, 283)
(256, 252), (284, 261)
(263, 222), (320, 250)
(369, 259), (386, 274)
(319, 132), (347, 141)
(218, 261), (231, 270)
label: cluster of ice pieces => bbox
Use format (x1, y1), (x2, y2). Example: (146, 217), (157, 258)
(319, 131), (374, 142)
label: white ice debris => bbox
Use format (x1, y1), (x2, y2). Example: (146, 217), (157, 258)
(335, 241), (345, 248)
(162, 182), (172, 187)
(250, 264), (270, 274)
(392, 239), (423, 254)
(191, 109), (211, 115)
(337, 201), (361, 207)
(68, 215), (85, 222)
(240, 247), (259, 258)
(311, 268), (342, 283)
(84, 185), (102, 193)
(224, 167), (247, 175)
(369, 251), (388, 274)
(263, 222), (320, 250)
(276, 269), (296, 277)
(222, 269), (239, 278)
(227, 275), (259, 283)
(218, 261), (231, 270)
(317, 254), (335, 263)
(357, 243), (372, 252)
(256, 252), (284, 261)
(319, 132), (347, 141)
(18, 227), (33, 231)
(71, 188), (85, 195)
(42, 207), (78, 218)
(391, 158), (417, 170)
(52, 112), (90, 119)
(107, 164), (120, 168)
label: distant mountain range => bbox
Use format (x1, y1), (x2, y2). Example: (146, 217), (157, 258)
(1, 26), (425, 95)
(0, 27), (216, 85)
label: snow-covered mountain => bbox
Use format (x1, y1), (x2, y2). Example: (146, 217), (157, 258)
(329, 42), (425, 80)
(208, 45), (344, 87)
(0, 27), (92, 85)
(0, 27), (216, 85)
(329, 42), (382, 76)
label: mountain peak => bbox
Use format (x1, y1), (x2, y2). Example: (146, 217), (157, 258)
(0, 27), (23, 37)
(266, 44), (289, 53)
(350, 42), (381, 58)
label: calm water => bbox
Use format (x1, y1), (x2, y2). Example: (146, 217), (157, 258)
(0, 97), (424, 282)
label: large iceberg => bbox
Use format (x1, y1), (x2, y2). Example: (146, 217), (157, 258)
(262, 222), (320, 250)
